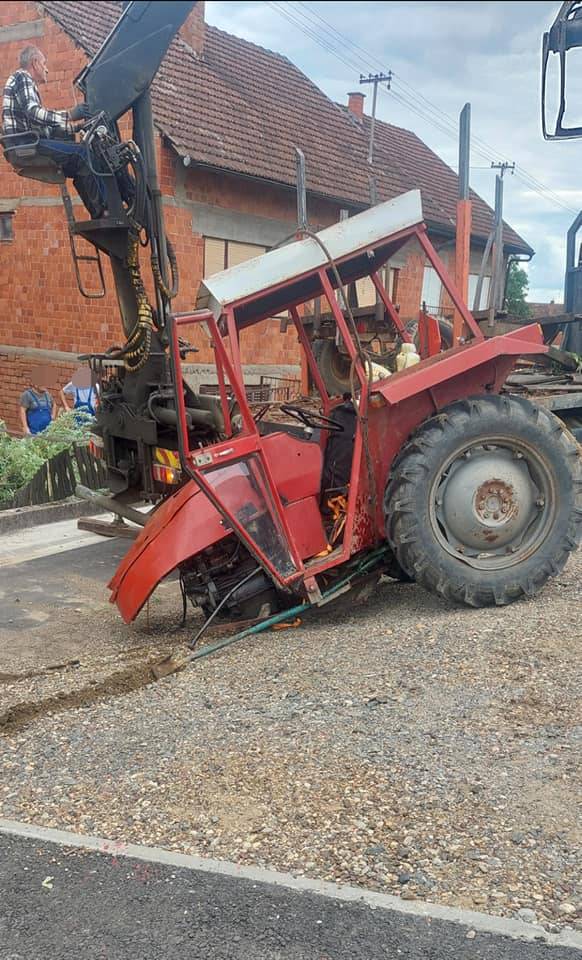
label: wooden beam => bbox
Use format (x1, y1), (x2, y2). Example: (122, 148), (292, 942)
(454, 198), (472, 344)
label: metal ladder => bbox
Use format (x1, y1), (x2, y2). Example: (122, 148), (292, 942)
(60, 184), (106, 299)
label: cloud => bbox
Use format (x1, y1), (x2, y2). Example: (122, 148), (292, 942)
(206, 1), (576, 302)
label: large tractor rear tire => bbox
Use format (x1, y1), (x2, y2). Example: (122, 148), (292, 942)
(404, 316), (453, 351)
(313, 340), (352, 398)
(562, 413), (582, 443)
(384, 395), (582, 607)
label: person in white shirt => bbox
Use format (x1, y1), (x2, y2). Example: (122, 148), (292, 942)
(61, 366), (99, 418)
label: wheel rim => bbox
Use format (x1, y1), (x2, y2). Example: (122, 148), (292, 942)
(429, 437), (556, 570)
(329, 346), (351, 383)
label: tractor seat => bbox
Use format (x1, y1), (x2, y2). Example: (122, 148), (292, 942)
(321, 399), (357, 497)
(1, 132), (65, 185)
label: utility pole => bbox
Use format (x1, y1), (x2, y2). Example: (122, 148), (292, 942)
(453, 103), (472, 345)
(359, 71), (392, 165)
(489, 161), (515, 327)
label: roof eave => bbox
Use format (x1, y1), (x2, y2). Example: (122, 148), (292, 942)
(168, 142), (535, 257)
(424, 218), (534, 258)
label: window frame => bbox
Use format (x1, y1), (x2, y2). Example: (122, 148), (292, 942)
(0, 211), (15, 243)
(203, 237), (268, 277)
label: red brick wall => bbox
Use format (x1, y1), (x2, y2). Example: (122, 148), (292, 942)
(0, 2), (433, 433)
(0, 3), (106, 430)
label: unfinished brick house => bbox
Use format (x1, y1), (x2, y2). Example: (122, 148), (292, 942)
(0, 0), (532, 432)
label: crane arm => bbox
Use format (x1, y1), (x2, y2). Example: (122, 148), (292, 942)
(75, 1), (197, 121)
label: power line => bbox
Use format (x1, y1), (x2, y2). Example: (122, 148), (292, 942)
(293, 3), (538, 164)
(299, 1), (578, 213)
(266, 2), (362, 73)
(271, 0), (578, 216)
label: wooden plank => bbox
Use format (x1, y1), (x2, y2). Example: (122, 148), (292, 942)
(48, 450), (74, 501)
(96, 459), (108, 487)
(33, 463), (49, 504)
(77, 517), (139, 539)
(453, 198), (472, 344)
(74, 445), (90, 487)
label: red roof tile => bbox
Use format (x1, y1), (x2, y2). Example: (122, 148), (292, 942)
(40, 1), (532, 254)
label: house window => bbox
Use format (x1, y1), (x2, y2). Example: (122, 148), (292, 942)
(354, 266), (398, 308)
(421, 266), (442, 314)
(0, 212), (14, 242)
(468, 273), (491, 311)
(203, 237), (267, 276)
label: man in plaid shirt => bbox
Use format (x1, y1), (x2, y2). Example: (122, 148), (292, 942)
(2, 46), (104, 217)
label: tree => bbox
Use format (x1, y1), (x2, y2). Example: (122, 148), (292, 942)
(505, 261), (530, 318)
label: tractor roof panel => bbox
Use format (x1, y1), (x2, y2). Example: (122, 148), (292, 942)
(196, 190), (423, 322)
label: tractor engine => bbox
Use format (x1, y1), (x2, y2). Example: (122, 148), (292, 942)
(179, 539), (283, 621)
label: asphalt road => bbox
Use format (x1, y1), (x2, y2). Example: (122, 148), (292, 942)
(0, 530), (127, 632)
(0, 832), (579, 960)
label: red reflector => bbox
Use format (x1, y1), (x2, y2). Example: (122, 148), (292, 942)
(152, 463), (181, 485)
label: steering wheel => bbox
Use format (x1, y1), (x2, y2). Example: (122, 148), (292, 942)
(280, 404), (344, 432)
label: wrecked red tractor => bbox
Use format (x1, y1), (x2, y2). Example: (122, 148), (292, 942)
(109, 191), (582, 624)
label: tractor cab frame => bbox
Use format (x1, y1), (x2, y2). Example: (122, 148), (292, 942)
(170, 191), (481, 592)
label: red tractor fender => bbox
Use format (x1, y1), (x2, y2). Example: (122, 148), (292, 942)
(108, 481), (227, 623)
(108, 431), (325, 623)
(374, 324), (547, 406)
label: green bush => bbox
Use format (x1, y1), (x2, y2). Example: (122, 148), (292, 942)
(0, 410), (93, 503)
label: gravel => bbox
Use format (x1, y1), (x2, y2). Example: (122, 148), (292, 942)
(0, 551), (581, 934)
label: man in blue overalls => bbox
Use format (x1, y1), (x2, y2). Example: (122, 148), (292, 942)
(19, 366), (56, 435)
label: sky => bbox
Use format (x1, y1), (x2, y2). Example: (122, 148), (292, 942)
(205, 0), (582, 303)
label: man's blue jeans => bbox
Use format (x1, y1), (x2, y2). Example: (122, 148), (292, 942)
(38, 139), (106, 218)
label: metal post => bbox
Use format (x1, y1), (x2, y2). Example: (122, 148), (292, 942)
(564, 209), (582, 311)
(294, 147), (307, 232)
(493, 175), (505, 312)
(294, 147), (309, 393)
(453, 103), (472, 344)
(487, 175), (502, 328)
(473, 229), (494, 312)
(458, 103), (471, 201)
(488, 161), (515, 327)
